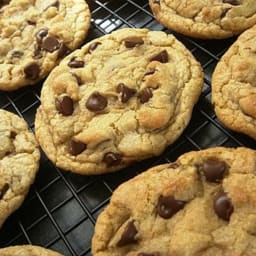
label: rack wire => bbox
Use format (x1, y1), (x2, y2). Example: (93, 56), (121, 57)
(0, 0), (255, 255)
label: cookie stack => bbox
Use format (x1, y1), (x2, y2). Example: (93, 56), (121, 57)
(0, 0), (256, 255)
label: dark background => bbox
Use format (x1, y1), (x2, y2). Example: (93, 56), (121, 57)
(0, 0), (255, 255)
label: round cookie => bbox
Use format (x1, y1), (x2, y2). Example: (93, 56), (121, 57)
(92, 147), (256, 256)
(35, 28), (203, 175)
(149, 0), (256, 39)
(0, 109), (40, 228)
(0, 0), (90, 91)
(0, 245), (62, 256)
(212, 24), (256, 139)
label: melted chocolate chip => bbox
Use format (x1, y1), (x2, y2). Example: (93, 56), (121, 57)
(58, 43), (71, 59)
(116, 83), (137, 103)
(10, 131), (17, 139)
(157, 195), (186, 219)
(33, 44), (43, 59)
(41, 36), (60, 53)
(36, 29), (48, 43)
(68, 57), (85, 68)
(213, 190), (233, 221)
(24, 62), (40, 80)
(150, 50), (168, 63)
(56, 96), (74, 116)
(124, 37), (144, 48)
(11, 50), (24, 58)
(72, 73), (83, 86)
(88, 42), (101, 53)
(117, 221), (138, 247)
(138, 253), (160, 256)
(0, 184), (9, 200)
(0, 0), (10, 8)
(103, 152), (122, 167)
(70, 139), (87, 156)
(86, 92), (108, 112)
(27, 20), (36, 25)
(223, 0), (239, 5)
(203, 158), (227, 183)
(138, 88), (153, 103)
(144, 68), (156, 76)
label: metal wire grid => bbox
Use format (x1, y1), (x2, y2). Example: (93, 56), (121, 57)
(0, 0), (255, 255)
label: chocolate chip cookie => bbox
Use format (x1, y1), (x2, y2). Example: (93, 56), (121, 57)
(149, 0), (256, 39)
(212, 24), (256, 139)
(92, 147), (256, 255)
(0, 245), (62, 255)
(0, 0), (90, 91)
(0, 109), (40, 228)
(35, 28), (203, 175)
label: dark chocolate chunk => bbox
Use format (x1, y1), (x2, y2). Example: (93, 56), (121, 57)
(0, 184), (9, 200)
(36, 29), (48, 43)
(41, 36), (60, 53)
(150, 50), (168, 63)
(56, 96), (74, 116)
(68, 57), (85, 68)
(58, 43), (71, 59)
(223, 0), (239, 5)
(103, 152), (122, 167)
(10, 131), (17, 139)
(213, 190), (233, 221)
(70, 139), (87, 156)
(86, 92), (108, 112)
(144, 68), (156, 76)
(203, 158), (227, 183)
(33, 44), (43, 59)
(11, 50), (24, 58)
(27, 20), (36, 25)
(88, 42), (101, 53)
(138, 88), (153, 103)
(138, 253), (160, 256)
(24, 62), (40, 80)
(157, 195), (186, 219)
(117, 221), (138, 247)
(116, 83), (137, 103)
(72, 73), (83, 86)
(0, 0), (10, 8)
(124, 37), (144, 48)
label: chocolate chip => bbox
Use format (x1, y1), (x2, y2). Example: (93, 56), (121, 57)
(10, 131), (17, 139)
(70, 139), (87, 156)
(150, 50), (168, 63)
(0, 0), (10, 8)
(220, 8), (230, 18)
(72, 73), (83, 86)
(0, 184), (9, 200)
(117, 221), (138, 247)
(86, 92), (108, 112)
(153, 0), (160, 3)
(144, 68), (156, 76)
(116, 83), (137, 103)
(58, 43), (71, 59)
(223, 0), (239, 5)
(88, 42), (101, 53)
(24, 62), (40, 80)
(11, 50), (24, 58)
(138, 253), (160, 256)
(56, 96), (74, 116)
(124, 37), (144, 48)
(203, 158), (227, 183)
(27, 20), (36, 25)
(41, 36), (60, 53)
(157, 195), (186, 219)
(36, 29), (48, 43)
(138, 88), (153, 103)
(68, 57), (85, 68)
(103, 152), (122, 167)
(213, 190), (233, 221)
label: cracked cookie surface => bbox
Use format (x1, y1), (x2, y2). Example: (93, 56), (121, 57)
(0, 0), (90, 91)
(35, 28), (203, 175)
(92, 147), (256, 256)
(149, 0), (256, 39)
(0, 245), (62, 256)
(0, 109), (40, 228)
(212, 24), (256, 139)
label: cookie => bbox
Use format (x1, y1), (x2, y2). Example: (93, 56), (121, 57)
(35, 28), (203, 175)
(0, 109), (40, 228)
(149, 0), (256, 39)
(212, 24), (256, 139)
(0, 245), (62, 256)
(0, 0), (90, 91)
(92, 147), (256, 256)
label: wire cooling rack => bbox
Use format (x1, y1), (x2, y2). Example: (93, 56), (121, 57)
(0, 0), (256, 255)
